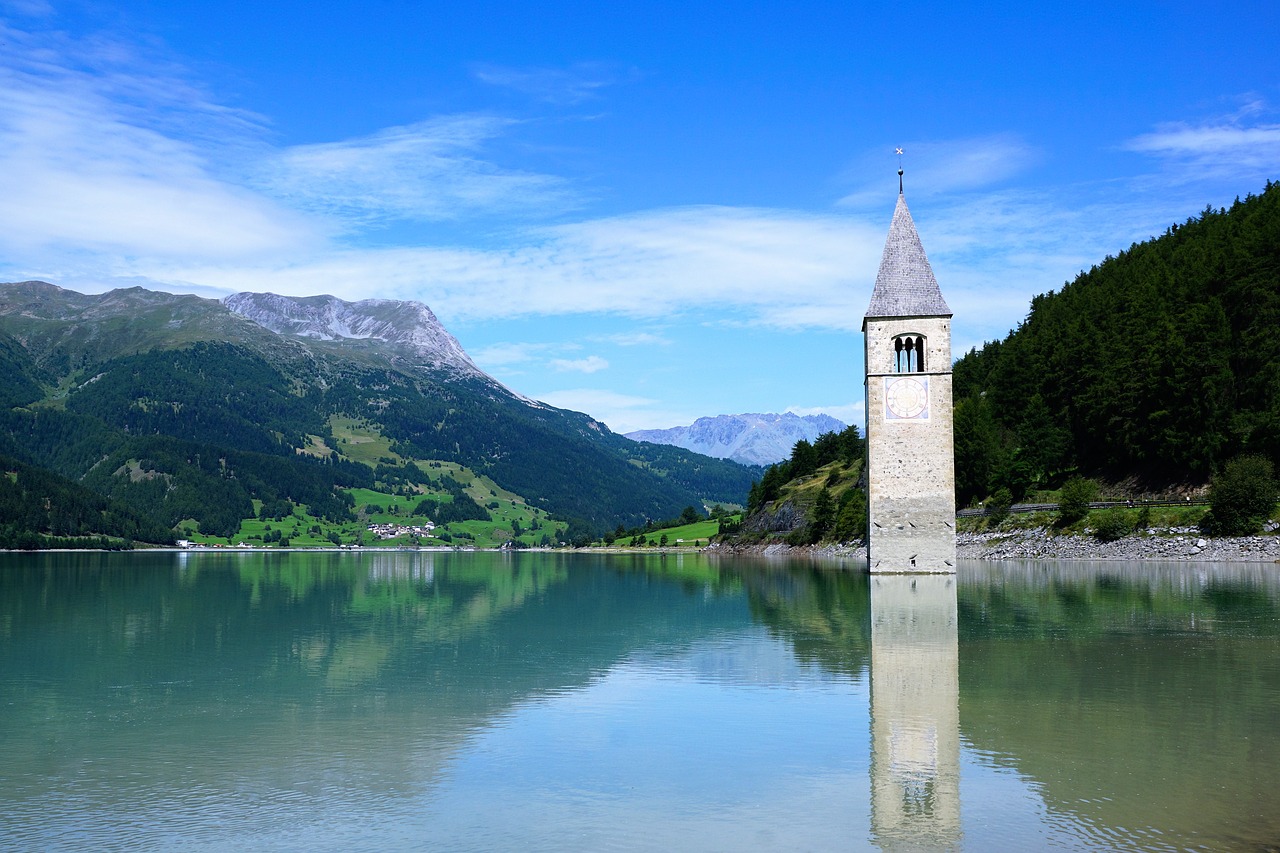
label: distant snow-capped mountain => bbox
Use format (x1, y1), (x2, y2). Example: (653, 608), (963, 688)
(626, 412), (848, 466)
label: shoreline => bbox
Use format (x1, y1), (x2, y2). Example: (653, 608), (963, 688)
(715, 529), (1280, 564)
(8, 530), (1280, 563)
(954, 527), (1280, 563)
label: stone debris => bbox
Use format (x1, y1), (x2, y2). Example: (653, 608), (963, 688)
(957, 527), (1280, 562)
(718, 529), (1280, 565)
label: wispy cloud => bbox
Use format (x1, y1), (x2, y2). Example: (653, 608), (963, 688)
(551, 355), (608, 373)
(471, 340), (609, 377)
(149, 205), (884, 331)
(472, 62), (638, 105)
(468, 341), (564, 368)
(838, 134), (1040, 208)
(2, 0), (55, 17)
(0, 21), (313, 263)
(531, 388), (685, 434)
(261, 115), (578, 225)
(1123, 110), (1280, 182)
(592, 330), (673, 347)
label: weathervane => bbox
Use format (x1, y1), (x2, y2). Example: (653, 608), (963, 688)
(895, 147), (905, 194)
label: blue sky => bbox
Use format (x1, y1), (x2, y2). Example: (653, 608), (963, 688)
(1, 1), (1277, 433)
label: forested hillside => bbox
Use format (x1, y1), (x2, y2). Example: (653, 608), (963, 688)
(953, 181), (1280, 504)
(0, 452), (175, 548)
(0, 283), (756, 544)
(737, 425), (867, 544)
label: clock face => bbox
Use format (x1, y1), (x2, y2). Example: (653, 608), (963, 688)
(885, 376), (929, 420)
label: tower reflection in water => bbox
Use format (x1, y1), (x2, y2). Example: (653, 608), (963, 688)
(870, 575), (960, 851)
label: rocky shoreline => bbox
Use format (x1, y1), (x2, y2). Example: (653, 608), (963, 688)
(715, 526), (1280, 564)
(956, 527), (1280, 562)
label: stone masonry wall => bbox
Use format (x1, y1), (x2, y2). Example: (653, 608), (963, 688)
(865, 316), (956, 572)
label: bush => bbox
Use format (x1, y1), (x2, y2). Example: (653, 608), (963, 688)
(987, 487), (1013, 526)
(1201, 455), (1279, 537)
(1093, 511), (1131, 542)
(785, 526), (813, 546)
(1057, 477), (1098, 527)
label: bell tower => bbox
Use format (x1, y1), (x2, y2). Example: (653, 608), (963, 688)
(862, 170), (956, 573)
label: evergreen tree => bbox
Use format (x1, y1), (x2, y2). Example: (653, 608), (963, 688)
(810, 488), (835, 540)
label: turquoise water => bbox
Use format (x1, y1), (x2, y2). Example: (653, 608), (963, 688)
(1, 551), (1277, 851)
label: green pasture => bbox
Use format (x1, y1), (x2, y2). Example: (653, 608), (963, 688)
(633, 518), (724, 546)
(178, 480), (563, 549)
(328, 414), (401, 466)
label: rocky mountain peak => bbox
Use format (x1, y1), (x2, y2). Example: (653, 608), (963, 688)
(223, 292), (481, 377)
(625, 412), (848, 467)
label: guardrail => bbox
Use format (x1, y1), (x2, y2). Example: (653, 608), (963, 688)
(957, 498), (1211, 518)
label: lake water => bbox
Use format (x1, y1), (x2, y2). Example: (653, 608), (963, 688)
(2, 551), (1278, 851)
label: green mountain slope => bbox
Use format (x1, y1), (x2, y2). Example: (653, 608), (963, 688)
(0, 282), (755, 537)
(953, 181), (1280, 503)
(0, 330), (45, 409)
(0, 452), (175, 547)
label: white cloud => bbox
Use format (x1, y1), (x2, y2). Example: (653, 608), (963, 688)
(838, 134), (1039, 208)
(2, 0), (55, 16)
(145, 205), (885, 331)
(472, 62), (638, 105)
(0, 22), (315, 262)
(532, 389), (661, 433)
(592, 330), (672, 347)
(550, 355), (608, 373)
(469, 341), (566, 368)
(261, 115), (577, 225)
(1123, 116), (1280, 182)
(527, 388), (721, 434)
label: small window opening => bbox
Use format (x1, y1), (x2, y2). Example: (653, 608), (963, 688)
(893, 335), (926, 372)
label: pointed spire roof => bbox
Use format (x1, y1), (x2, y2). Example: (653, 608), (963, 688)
(864, 191), (950, 322)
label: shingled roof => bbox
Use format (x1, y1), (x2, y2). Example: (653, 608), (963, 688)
(863, 191), (951, 321)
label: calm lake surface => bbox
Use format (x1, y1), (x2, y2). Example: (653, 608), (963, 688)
(2, 551), (1278, 852)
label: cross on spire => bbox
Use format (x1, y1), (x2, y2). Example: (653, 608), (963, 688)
(895, 147), (904, 194)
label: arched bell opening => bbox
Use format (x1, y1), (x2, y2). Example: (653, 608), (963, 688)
(893, 334), (926, 373)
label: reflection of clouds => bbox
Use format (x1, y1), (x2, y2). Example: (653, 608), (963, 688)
(629, 632), (833, 689)
(870, 575), (961, 850)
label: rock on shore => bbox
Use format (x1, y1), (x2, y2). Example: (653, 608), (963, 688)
(957, 527), (1280, 562)
(713, 527), (1280, 563)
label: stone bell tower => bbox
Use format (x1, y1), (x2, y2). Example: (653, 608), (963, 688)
(863, 171), (956, 573)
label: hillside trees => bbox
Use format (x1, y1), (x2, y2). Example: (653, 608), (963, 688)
(65, 342), (327, 454)
(0, 453), (175, 546)
(953, 182), (1280, 497)
(747, 425), (864, 512)
(742, 424), (867, 544)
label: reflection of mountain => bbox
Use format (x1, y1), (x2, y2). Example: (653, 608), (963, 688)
(0, 550), (758, 814)
(957, 562), (1280, 849)
(6, 554), (1279, 849)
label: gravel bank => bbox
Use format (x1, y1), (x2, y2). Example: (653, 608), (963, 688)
(957, 526), (1280, 562)
(715, 527), (1280, 564)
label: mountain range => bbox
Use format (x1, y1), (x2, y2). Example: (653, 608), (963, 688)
(626, 412), (847, 466)
(0, 282), (757, 541)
